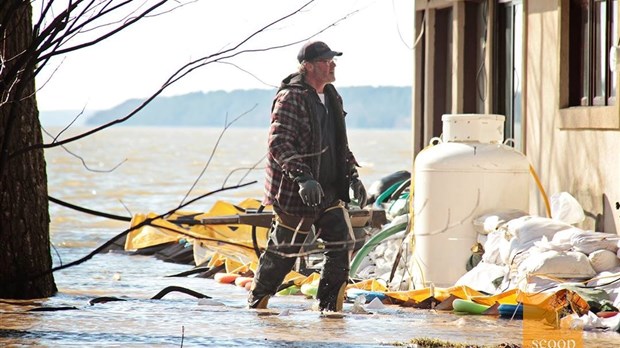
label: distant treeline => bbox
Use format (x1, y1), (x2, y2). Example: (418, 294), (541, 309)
(84, 86), (412, 128)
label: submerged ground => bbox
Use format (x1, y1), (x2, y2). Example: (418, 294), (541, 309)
(1, 252), (619, 347)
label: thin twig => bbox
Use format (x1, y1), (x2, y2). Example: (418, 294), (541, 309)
(215, 61), (278, 89)
(41, 127), (127, 173)
(180, 325), (184, 348)
(220, 154), (267, 188)
(179, 105), (257, 206)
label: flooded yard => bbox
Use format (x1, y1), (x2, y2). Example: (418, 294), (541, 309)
(1, 252), (618, 347)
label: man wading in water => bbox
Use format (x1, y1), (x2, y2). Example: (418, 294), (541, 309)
(248, 41), (367, 313)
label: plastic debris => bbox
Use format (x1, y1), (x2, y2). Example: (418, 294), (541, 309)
(366, 297), (385, 310)
(351, 295), (368, 314)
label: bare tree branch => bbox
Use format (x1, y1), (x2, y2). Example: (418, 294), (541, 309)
(79, 0), (198, 35)
(36, 181), (258, 277)
(47, 106), (87, 141)
(215, 61), (278, 89)
(31, 1), (357, 151)
(8, 0), (360, 163)
(221, 155), (267, 188)
(179, 104), (258, 206)
(42, 126), (128, 173)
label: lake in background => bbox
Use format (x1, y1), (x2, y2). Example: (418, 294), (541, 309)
(1, 126), (618, 347)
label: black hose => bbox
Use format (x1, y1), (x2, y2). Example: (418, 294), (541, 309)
(150, 286), (211, 300)
(89, 297), (126, 305)
(89, 286), (212, 306)
(28, 306), (79, 312)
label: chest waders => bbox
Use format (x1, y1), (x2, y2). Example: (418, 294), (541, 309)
(248, 202), (355, 312)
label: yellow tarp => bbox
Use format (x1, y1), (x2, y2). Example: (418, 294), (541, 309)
(385, 288), (435, 303)
(470, 288), (519, 306)
(125, 199), (271, 265)
(517, 288), (589, 315)
(385, 285), (485, 303)
(347, 279), (388, 292)
(287, 271), (314, 286)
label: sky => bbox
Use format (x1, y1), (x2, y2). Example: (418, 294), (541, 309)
(35, 0), (414, 111)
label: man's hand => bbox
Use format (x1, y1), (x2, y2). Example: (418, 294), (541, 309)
(350, 178), (367, 208)
(297, 177), (324, 206)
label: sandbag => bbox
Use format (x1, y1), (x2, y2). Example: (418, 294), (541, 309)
(587, 269), (620, 306)
(498, 216), (573, 265)
(551, 227), (582, 245)
(503, 216), (574, 242)
(455, 261), (506, 295)
(481, 230), (504, 265)
(588, 249), (620, 273)
(550, 192), (585, 225)
(533, 235), (572, 253)
(473, 209), (528, 235)
(518, 250), (596, 279)
(571, 231), (620, 255)
(586, 268), (620, 288)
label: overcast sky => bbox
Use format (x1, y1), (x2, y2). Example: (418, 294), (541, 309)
(35, 0), (414, 111)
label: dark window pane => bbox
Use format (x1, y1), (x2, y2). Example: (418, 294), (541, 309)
(433, 7), (452, 138)
(493, 1), (523, 152)
(609, 0), (617, 104)
(463, 1), (486, 114)
(569, 0), (590, 106)
(569, 0), (617, 106)
(593, 1), (606, 105)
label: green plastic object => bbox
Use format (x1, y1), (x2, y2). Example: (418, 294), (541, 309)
(373, 181), (405, 207)
(300, 283), (318, 298)
(276, 285), (300, 296)
(452, 299), (490, 315)
(349, 220), (408, 277)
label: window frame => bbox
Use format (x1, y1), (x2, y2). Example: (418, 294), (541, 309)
(559, 0), (620, 129)
(493, 0), (524, 151)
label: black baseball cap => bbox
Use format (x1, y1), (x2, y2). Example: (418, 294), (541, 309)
(297, 41), (343, 63)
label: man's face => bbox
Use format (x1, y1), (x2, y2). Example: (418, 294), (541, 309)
(310, 58), (337, 84)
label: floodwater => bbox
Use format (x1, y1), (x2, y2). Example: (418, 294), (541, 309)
(1, 126), (619, 347)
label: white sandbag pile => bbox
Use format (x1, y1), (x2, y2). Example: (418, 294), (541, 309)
(353, 215), (412, 289)
(457, 192), (620, 296)
(355, 231), (406, 281)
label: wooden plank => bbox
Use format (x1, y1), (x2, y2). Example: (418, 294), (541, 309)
(193, 208), (388, 229)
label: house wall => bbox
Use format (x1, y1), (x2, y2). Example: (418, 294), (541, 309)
(525, 0), (620, 234)
(412, 0), (620, 234)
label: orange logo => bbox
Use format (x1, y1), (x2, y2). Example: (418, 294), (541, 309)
(522, 305), (583, 348)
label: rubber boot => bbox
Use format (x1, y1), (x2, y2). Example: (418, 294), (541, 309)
(317, 274), (348, 312)
(248, 224), (307, 309)
(248, 291), (271, 309)
(316, 244), (349, 312)
(314, 205), (352, 312)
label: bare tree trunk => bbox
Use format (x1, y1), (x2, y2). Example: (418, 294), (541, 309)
(0, 2), (56, 298)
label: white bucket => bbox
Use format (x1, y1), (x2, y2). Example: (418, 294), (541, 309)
(411, 114), (530, 288)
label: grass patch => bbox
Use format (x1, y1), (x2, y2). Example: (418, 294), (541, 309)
(391, 337), (521, 348)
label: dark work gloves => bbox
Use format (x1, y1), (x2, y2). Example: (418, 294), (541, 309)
(295, 175), (324, 206)
(350, 177), (367, 208)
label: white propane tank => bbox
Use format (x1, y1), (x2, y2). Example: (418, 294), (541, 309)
(411, 114), (529, 289)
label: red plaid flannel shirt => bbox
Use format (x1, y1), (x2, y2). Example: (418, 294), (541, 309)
(262, 74), (358, 217)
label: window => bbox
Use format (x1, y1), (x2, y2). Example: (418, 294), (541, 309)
(569, 0), (617, 106)
(494, 0), (524, 151)
(432, 7), (453, 138)
(463, 1), (488, 114)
